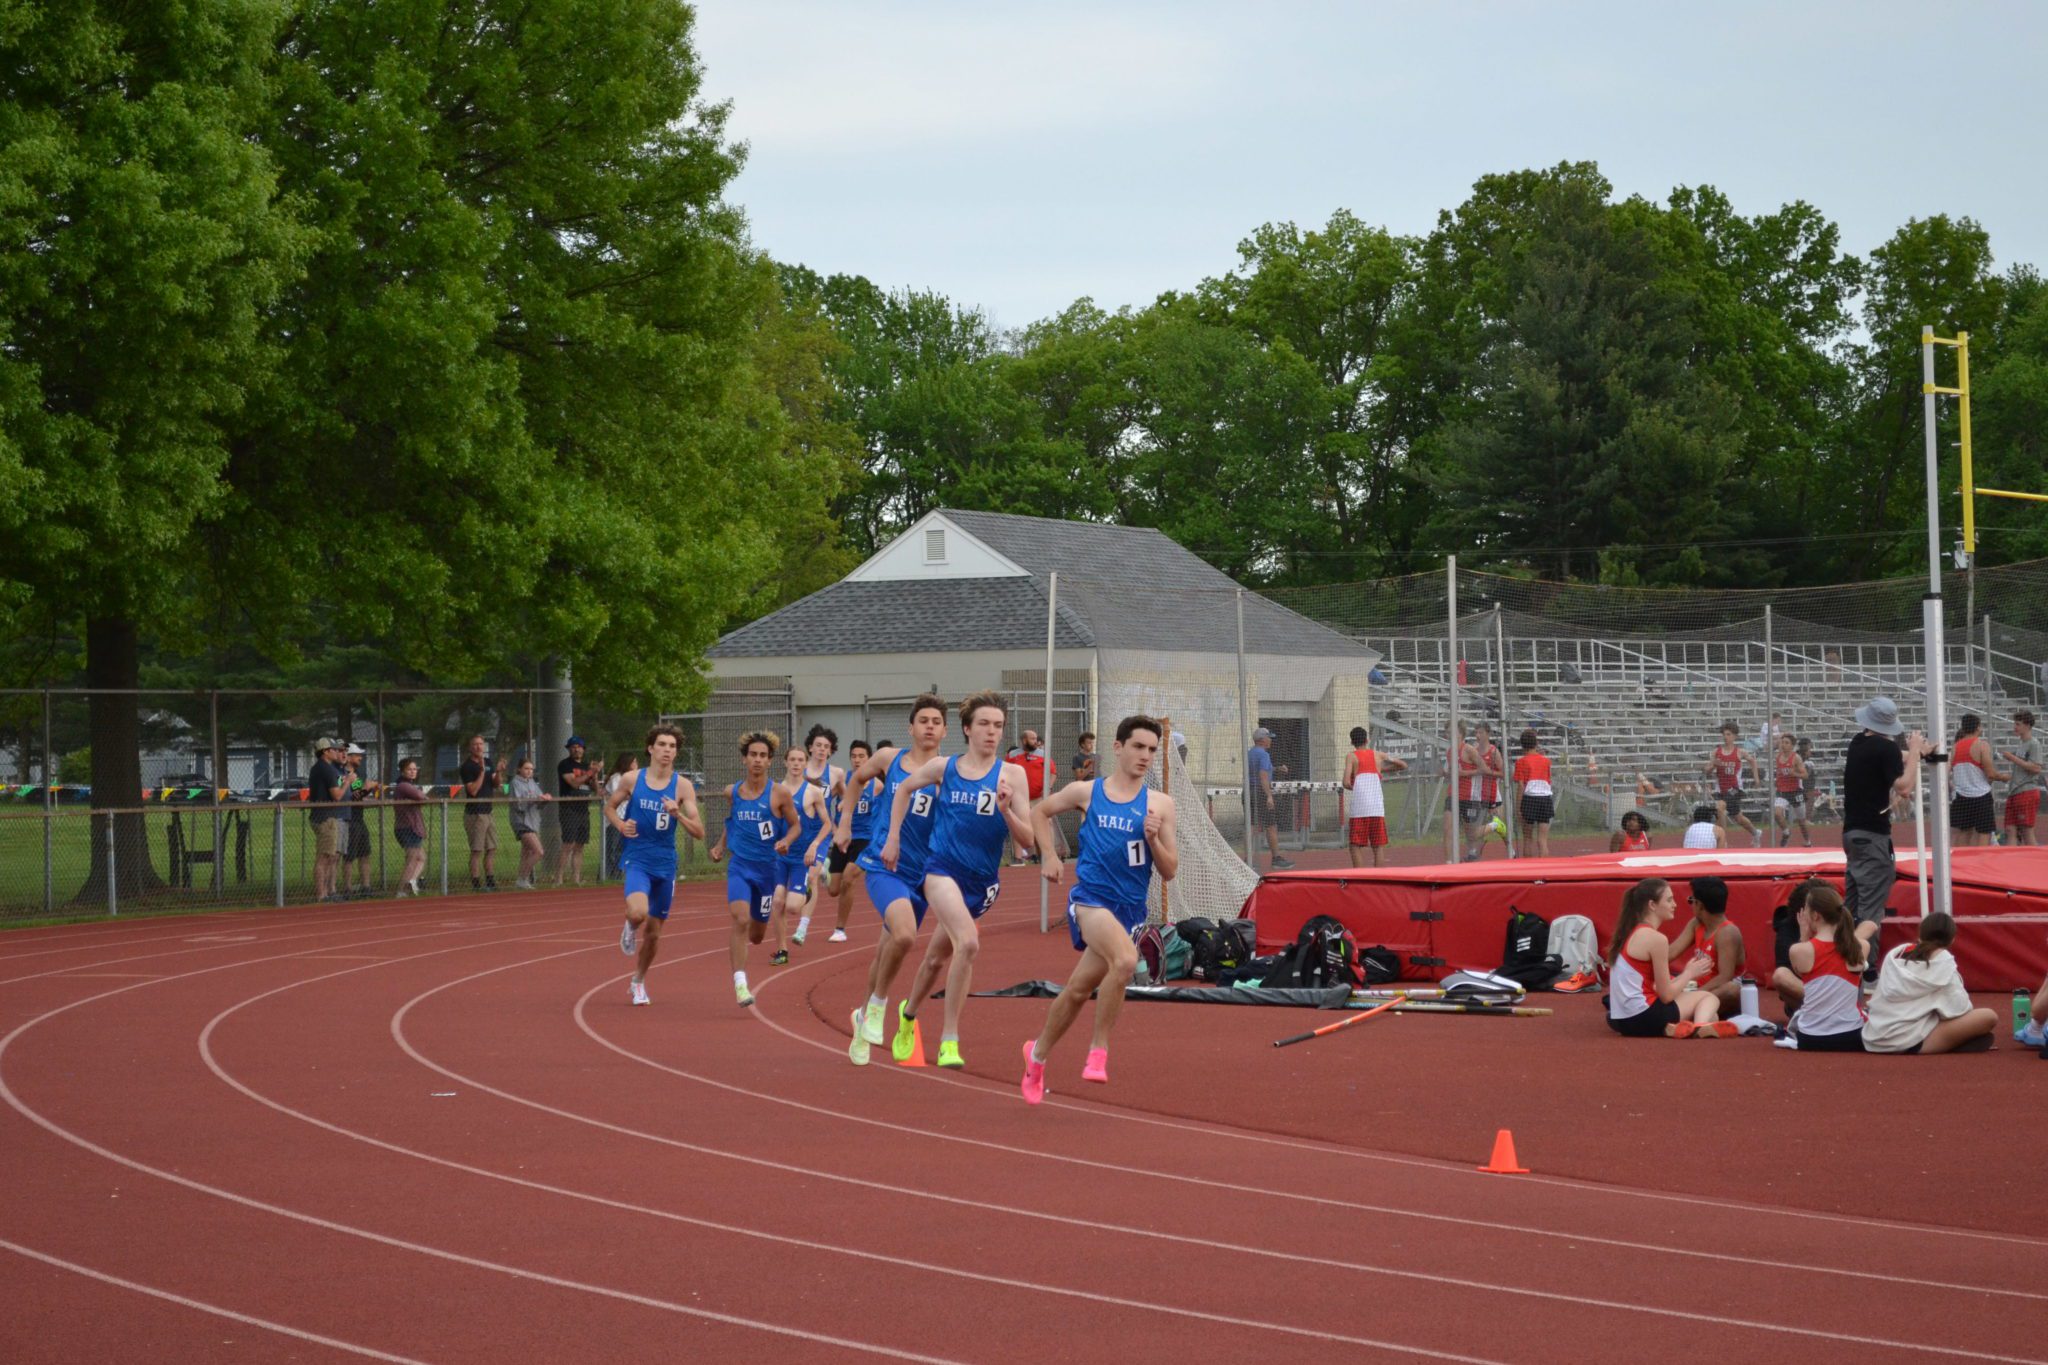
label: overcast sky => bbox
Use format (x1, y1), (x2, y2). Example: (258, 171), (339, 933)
(695, 1), (2048, 330)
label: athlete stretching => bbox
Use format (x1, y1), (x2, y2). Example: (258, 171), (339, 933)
(707, 731), (796, 1006)
(840, 695), (948, 1066)
(881, 691), (1034, 1067)
(611, 725), (704, 1007)
(1020, 715), (1178, 1102)
(771, 746), (831, 958)
(826, 739), (877, 941)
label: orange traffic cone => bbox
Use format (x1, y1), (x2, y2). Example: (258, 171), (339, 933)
(1477, 1128), (1529, 1174)
(898, 1018), (928, 1067)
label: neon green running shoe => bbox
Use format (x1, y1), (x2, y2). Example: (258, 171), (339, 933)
(936, 1039), (964, 1068)
(891, 1002), (919, 1063)
(1490, 816), (1508, 840)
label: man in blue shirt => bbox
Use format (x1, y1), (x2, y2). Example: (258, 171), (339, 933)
(1247, 727), (1292, 870)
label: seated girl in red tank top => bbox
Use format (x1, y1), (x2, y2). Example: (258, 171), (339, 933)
(1604, 877), (1734, 1039)
(1770, 883), (1867, 1052)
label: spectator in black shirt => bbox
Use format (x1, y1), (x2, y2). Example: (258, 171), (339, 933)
(1842, 697), (1929, 968)
(554, 736), (599, 887)
(459, 733), (498, 891)
(308, 738), (349, 902)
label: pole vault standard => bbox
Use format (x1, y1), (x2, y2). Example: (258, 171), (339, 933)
(1922, 325), (1961, 921)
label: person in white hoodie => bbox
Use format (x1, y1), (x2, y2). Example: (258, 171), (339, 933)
(1861, 913), (1999, 1054)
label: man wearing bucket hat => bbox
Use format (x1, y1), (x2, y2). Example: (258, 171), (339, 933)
(1841, 697), (1930, 968)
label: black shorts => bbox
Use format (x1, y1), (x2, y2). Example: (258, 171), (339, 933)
(557, 802), (590, 845)
(1254, 792), (1277, 826)
(1519, 794), (1555, 825)
(1458, 799), (1485, 822)
(1950, 792), (1995, 834)
(346, 817), (370, 859)
(1798, 1027), (1866, 1053)
(828, 839), (868, 874)
(1774, 790), (1805, 815)
(1606, 999), (1680, 1037)
(1716, 789), (1745, 818)
(395, 829), (423, 850)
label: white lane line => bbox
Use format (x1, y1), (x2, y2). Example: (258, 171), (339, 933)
(391, 953), (2043, 1362)
(0, 1237), (432, 1364)
(198, 943), (1493, 1365)
(0, 923), (962, 1365)
(765, 925), (2048, 1252)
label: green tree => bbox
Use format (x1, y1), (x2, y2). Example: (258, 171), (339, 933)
(1971, 268), (2048, 563)
(0, 0), (307, 892)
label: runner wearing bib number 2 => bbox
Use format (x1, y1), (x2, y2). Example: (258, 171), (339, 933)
(880, 691), (1036, 1068)
(707, 731), (798, 1008)
(609, 724), (705, 1008)
(1020, 715), (1179, 1102)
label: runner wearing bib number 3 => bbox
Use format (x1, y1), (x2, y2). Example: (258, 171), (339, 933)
(1019, 715), (1179, 1102)
(609, 724), (705, 1008)
(707, 731), (798, 1008)
(880, 691), (1036, 1067)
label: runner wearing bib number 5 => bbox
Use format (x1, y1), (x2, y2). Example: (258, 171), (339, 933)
(609, 724), (705, 1008)
(1019, 715), (1178, 1101)
(880, 690), (1036, 1067)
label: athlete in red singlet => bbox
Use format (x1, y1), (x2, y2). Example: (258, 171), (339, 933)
(1771, 732), (1811, 848)
(1670, 875), (1744, 1016)
(1702, 722), (1760, 845)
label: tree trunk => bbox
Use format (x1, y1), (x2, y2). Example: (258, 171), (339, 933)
(74, 616), (166, 906)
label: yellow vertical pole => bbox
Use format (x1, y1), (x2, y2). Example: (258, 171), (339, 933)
(1957, 331), (1974, 554)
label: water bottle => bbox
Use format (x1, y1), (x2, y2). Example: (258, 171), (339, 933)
(1739, 978), (1760, 1019)
(2016, 991), (2032, 1035)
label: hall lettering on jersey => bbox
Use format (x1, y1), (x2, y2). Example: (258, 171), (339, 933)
(1094, 813), (1138, 833)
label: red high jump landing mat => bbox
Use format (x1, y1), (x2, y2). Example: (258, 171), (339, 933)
(1245, 846), (2048, 991)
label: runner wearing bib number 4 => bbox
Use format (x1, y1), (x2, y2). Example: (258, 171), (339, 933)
(609, 724), (705, 1008)
(881, 691), (1036, 1067)
(707, 731), (798, 1007)
(1019, 715), (1178, 1102)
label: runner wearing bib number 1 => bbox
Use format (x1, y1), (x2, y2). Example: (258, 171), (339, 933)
(609, 724), (705, 1008)
(707, 731), (798, 1007)
(880, 691), (1035, 1067)
(1019, 715), (1178, 1102)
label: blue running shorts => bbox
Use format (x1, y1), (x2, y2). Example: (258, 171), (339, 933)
(623, 865), (676, 921)
(924, 860), (1001, 920)
(777, 855), (813, 899)
(865, 868), (928, 927)
(725, 862), (777, 922)
(1065, 888), (1148, 952)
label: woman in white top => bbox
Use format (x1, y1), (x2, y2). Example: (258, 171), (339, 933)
(1681, 804), (1724, 850)
(1862, 913), (1998, 1053)
(508, 759), (551, 890)
(1605, 877), (1726, 1038)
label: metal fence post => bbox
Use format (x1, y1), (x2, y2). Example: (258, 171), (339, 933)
(1236, 587), (1253, 866)
(273, 805), (285, 907)
(1040, 571), (1057, 933)
(105, 817), (118, 917)
(439, 798), (450, 896)
(1446, 557), (1460, 864)
(42, 688), (53, 915)
(209, 689), (224, 893)
(1763, 603), (1775, 846)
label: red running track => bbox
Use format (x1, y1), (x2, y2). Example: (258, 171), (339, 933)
(2, 874), (2044, 1364)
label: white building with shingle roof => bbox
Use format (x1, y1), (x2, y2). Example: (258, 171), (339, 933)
(707, 510), (1377, 809)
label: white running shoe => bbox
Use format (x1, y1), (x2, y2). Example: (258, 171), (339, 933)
(629, 980), (650, 1006)
(827, 928), (848, 943)
(620, 919), (637, 956)
(848, 1006), (870, 1065)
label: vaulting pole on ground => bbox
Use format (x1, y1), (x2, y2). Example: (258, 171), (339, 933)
(1040, 571), (1057, 934)
(1922, 325), (1956, 919)
(1446, 556), (1460, 864)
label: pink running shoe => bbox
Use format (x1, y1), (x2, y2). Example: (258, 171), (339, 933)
(1081, 1047), (1109, 1083)
(1020, 1039), (1046, 1105)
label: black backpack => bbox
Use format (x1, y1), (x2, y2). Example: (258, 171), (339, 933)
(1180, 917), (1254, 982)
(1267, 914), (1363, 989)
(1359, 944), (1401, 985)
(1499, 906), (1564, 989)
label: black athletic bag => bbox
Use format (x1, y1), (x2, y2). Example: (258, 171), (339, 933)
(1266, 914), (1363, 989)
(1499, 905), (1564, 990)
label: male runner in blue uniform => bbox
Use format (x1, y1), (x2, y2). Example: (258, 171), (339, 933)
(825, 739), (875, 942)
(771, 745), (832, 959)
(609, 725), (703, 1007)
(1019, 715), (1178, 1102)
(880, 691), (1034, 1066)
(708, 731), (797, 1006)
(784, 729), (843, 948)
(834, 695), (947, 1065)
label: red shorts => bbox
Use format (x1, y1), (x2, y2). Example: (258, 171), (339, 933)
(2006, 790), (2040, 829)
(1348, 815), (1387, 848)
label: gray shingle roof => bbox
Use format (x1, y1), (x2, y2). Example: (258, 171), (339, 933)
(710, 510), (1374, 660)
(710, 577), (1093, 657)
